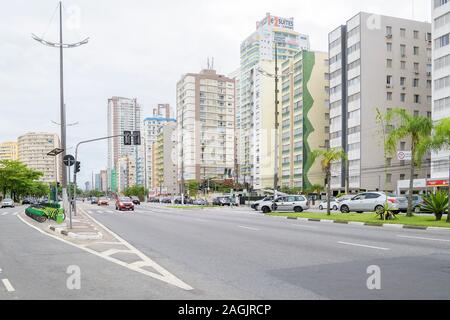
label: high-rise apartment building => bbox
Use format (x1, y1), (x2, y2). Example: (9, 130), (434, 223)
(117, 155), (136, 193)
(328, 12), (431, 193)
(176, 68), (235, 183)
(17, 132), (62, 184)
(100, 169), (108, 193)
(280, 51), (330, 190)
(151, 122), (178, 195)
(432, 0), (450, 179)
(0, 141), (18, 161)
(107, 97), (142, 192)
(143, 107), (176, 190)
(239, 13), (310, 190)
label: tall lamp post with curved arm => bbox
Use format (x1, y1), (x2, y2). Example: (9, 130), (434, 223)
(32, 1), (89, 215)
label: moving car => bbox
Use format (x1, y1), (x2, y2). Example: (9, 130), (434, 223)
(259, 195), (309, 214)
(212, 197), (232, 206)
(251, 196), (274, 211)
(97, 197), (109, 206)
(90, 197), (98, 205)
(115, 197), (135, 211)
(1, 198), (15, 208)
(339, 192), (404, 214)
(131, 196), (141, 205)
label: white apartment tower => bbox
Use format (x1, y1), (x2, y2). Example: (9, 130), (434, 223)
(17, 132), (62, 184)
(176, 68), (235, 183)
(107, 96), (142, 192)
(432, 0), (450, 179)
(239, 13), (310, 190)
(328, 13), (432, 193)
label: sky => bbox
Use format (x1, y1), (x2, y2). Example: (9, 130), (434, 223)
(0, 0), (431, 186)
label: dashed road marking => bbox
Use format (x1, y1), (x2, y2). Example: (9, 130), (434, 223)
(397, 235), (450, 243)
(238, 226), (260, 231)
(1, 212), (9, 216)
(2, 279), (15, 292)
(338, 241), (390, 251)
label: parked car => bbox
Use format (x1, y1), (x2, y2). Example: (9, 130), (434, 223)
(98, 197), (109, 206)
(193, 199), (208, 206)
(387, 193), (408, 213)
(131, 196), (141, 205)
(90, 197), (98, 205)
(115, 197), (135, 211)
(174, 197), (193, 205)
(1, 198), (15, 208)
(22, 198), (33, 205)
(318, 198), (339, 211)
(259, 195), (309, 214)
(160, 197), (173, 204)
(212, 197), (232, 206)
(339, 192), (404, 214)
(412, 195), (425, 213)
(251, 196), (274, 211)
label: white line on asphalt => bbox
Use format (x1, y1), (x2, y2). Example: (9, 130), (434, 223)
(397, 235), (450, 243)
(97, 210), (103, 214)
(338, 241), (390, 251)
(2, 279), (15, 292)
(13, 212), (18, 216)
(87, 211), (93, 214)
(17, 211), (193, 291)
(1, 212), (9, 216)
(292, 224), (318, 229)
(106, 210), (114, 213)
(238, 226), (260, 231)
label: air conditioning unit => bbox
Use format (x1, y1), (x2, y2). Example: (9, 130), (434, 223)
(386, 34), (392, 39)
(386, 84), (392, 88)
(427, 72), (432, 77)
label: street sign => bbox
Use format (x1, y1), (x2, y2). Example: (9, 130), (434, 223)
(397, 151), (412, 161)
(63, 155), (75, 167)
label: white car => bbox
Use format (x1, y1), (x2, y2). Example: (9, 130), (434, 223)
(259, 195), (309, 214)
(1, 198), (15, 208)
(339, 192), (403, 214)
(318, 198), (339, 211)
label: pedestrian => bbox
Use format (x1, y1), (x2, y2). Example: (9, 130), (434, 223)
(235, 194), (240, 207)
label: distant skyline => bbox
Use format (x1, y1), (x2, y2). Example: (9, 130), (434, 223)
(1, 0), (431, 184)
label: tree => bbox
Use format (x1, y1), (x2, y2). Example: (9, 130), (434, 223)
(428, 118), (450, 223)
(311, 148), (346, 216)
(0, 160), (43, 202)
(384, 108), (433, 217)
(123, 185), (147, 201)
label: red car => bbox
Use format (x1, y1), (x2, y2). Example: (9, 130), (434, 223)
(115, 197), (135, 211)
(98, 197), (109, 206)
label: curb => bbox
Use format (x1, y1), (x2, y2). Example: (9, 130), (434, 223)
(283, 216), (450, 232)
(48, 224), (103, 240)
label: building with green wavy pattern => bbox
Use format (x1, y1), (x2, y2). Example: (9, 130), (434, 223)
(280, 51), (330, 190)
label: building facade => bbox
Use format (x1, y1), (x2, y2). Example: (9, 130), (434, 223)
(328, 12), (432, 193)
(432, 0), (450, 179)
(280, 51), (330, 190)
(117, 155), (136, 193)
(176, 68), (235, 183)
(0, 141), (18, 161)
(17, 132), (62, 184)
(143, 114), (176, 190)
(151, 122), (178, 195)
(107, 96), (142, 192)
(239, 13), (310, 190)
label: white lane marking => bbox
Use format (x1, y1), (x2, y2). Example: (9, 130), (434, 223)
(397, 235), (450, 243)
(87, 211), (93, 214)
(97, 210), (103, 214)
(293, 224), (318, 229)
(1, 212), (9, 216)
(338, 241), (390, 251)
(2, 279), (15, 292)
(238, 226), (260, 231)
(13, 212), (19, 216)
(18, 212), (193, 291)
(106, 210), (114, 213)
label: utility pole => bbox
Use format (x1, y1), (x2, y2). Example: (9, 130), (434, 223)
(32, 1), (89, 215)
(274, 41), (279, 198)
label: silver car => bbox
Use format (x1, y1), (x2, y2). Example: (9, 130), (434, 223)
(1, 198), (15, 208)
(259, 195), (309, 214)
(339, 192), (402, 214)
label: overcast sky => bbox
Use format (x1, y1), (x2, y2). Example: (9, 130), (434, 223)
(0, 0), (431, 186)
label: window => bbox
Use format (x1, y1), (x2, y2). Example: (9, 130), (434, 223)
(414, 30), (419, 39)
(435, 33), (450, 49)
(400, 93), (406, 102)
(387, 43), (392, 52)
(434, 54), (450, 71)
(400, 77), (406, 86)
(387, 75), (393, 85)
(401, 61), (406, 69)
(413, 46), (419, 55)
(434, 0), (449, 9)
(413, 78), (419, 87)
(414, 63), (419, 72)
(414, 95), (420, 103)
(435, 12), (450, 29)
(435, 75), (450, 90)
(387, 92), (393, 101)
(386, 26), (392, 36)
(400, 28), (406, 38)
(400, 44), (406, 56)
(386, 59), (392, 68)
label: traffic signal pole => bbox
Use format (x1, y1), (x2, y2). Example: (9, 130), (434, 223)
(72, 132), (140, 220)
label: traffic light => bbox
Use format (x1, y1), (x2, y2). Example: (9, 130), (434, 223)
(75, 161), (81, 174)
(133, 131), (141, 145)
(124, 131), (132, 145)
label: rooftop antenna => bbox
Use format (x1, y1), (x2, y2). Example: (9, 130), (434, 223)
(211, 57), (214, 70)
(207, 57), (210, 70)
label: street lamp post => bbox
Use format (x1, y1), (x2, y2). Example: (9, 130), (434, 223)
(32, 1), (89, 216)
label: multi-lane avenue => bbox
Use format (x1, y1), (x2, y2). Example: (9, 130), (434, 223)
(1, 203), (450, 300)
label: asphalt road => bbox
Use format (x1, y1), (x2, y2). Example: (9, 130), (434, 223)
(1, 203), (450, 299)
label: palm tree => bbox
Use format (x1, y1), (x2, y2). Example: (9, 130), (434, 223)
(312, 148), (346, 216)
(384, 108), (433, 217)
(429, 118), (450, 223)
